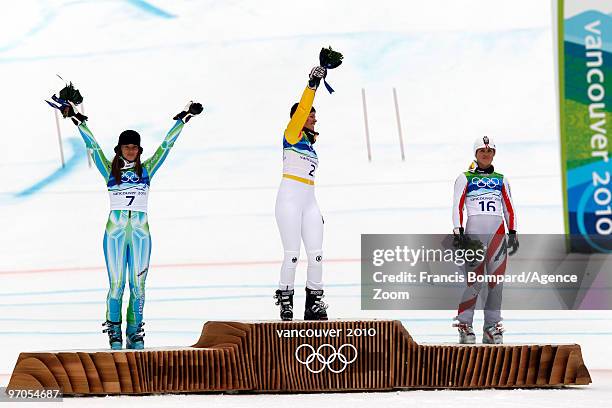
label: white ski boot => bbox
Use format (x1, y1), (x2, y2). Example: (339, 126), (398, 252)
(483, 322), (504, 344)
(453, 322), (475, 344)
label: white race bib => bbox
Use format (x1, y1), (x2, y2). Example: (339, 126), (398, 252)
(109, 185), (149, 212)
(465, 176), (503, 217)
(465, 194), (503, 216)
(283, 149), (318, 182)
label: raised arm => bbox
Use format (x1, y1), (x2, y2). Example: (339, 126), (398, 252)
(284, 87), (316, 145)
(77, 122), (111, 180)
(143, 102), (202, 178)
(283, 66), (327, 145)
(45, 86), (111, 180)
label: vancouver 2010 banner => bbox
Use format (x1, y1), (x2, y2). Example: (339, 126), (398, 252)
(557, 0), (612, 253)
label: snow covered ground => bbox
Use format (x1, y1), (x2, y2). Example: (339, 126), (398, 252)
(2, 370), (612, 408)
(0, 1), (610, 406)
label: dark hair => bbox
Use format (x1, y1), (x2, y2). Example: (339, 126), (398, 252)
(290, 103), (316, 118)
(111, 153), (143, 185)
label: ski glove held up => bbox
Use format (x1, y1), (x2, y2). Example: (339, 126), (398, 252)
(308, 66), (327, 90)
(173, 102), (203, 123)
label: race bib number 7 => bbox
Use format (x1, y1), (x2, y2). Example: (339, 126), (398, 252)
(109, 187), (148, 212)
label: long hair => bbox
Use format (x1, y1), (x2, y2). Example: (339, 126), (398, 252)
(111, 152), (143, 185)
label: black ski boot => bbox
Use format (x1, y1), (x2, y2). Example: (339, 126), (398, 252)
(102, 320), (122, 350)
(126, 322), (145, 350)
(274, 289), (294, 321)
(304, 288), (328, 320)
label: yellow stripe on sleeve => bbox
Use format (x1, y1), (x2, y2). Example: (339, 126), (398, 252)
(283, 86), (316, 145)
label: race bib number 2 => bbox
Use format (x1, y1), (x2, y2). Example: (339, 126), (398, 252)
(283, 150), (318, 181)
(308, 164), (316, 177)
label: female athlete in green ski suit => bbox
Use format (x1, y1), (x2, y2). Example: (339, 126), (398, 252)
(49, 96), (202, 349)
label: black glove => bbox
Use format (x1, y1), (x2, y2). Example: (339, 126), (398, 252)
(63, 104), (88, 126)
(507, 230), (519, 256)
(173, 101), (203, 123)
(453, 227), (468, 249)
(308, 66), (327, 90)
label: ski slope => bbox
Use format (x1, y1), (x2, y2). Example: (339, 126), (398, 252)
(0, 1), (610, 406)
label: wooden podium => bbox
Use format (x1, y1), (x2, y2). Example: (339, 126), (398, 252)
(6, 320), (591, 395)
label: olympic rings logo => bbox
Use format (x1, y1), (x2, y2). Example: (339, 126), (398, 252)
(295, 343), (358, 374)
(471, 177), (500, 189)
(121, 171), (140, 183)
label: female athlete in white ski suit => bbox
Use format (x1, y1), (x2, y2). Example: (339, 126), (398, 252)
(276, 84), (324, 292)
(452, 136), (518, 342)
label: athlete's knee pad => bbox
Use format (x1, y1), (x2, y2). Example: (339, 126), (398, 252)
(306, 250), (323, 290)
(282, 250), (300, 266)
(279, 250), (300, 290)
(307, 250), (323, 267)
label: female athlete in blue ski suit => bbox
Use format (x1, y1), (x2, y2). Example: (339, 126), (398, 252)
(60, 100), (202, 349)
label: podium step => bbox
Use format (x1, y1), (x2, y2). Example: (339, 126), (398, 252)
(7, 320), (591, 395)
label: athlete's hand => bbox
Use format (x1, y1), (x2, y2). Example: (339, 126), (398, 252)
(45, 82), (87, 125)
(453, 227), (468, 249)
(507, 230), (519, 256)
(173, 101), (203, 123)
(308, 66), (327, 90)
(45, 97), (88, 125)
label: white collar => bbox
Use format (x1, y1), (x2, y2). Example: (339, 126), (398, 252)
(120, 157), (135, 170)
